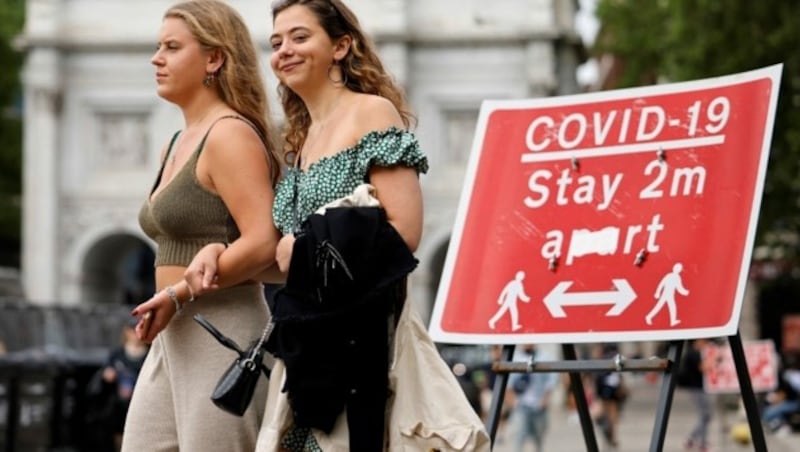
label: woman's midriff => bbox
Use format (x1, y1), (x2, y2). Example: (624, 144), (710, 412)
(155, 266), (188, 292)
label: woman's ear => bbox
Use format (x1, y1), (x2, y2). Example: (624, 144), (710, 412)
(206, 48), (226, 74)
(333, 34), (352, 61)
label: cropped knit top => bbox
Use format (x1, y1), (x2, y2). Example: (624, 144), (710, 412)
(138, 117), (241, 266)
(272, 127), (429, 235)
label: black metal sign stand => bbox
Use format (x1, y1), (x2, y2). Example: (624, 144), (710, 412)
(485, 331), (768, 451)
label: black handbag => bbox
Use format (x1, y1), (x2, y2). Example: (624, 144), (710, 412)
(194, 314), (273, 416)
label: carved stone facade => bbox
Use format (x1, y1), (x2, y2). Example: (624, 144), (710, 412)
(18, 0), (584, 315)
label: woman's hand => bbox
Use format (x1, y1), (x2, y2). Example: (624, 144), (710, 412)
(130, 290), (177, 344)
(276, 233), (296, 273)
(184, 242), (226, 293)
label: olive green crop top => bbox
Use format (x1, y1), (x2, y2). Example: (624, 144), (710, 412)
(138, 117), (241, 266)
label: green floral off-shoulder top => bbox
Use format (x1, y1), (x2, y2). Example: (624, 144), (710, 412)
(273, 127), (429, 234)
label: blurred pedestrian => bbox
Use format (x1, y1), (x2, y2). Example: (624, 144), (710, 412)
(593, 344), (628, 450)
(452, 359), (483, 418)
(100, 320), (149, 451)
(677, 338), (713, 451)
(563, 372), (597, 425)
(509, 344), (559, 452)
(479, 345), (515, 442)
(762, 351), (800, 435)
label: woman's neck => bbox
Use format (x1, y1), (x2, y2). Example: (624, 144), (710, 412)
(180, 94), (229, 129)
(303, 86), (348, 125)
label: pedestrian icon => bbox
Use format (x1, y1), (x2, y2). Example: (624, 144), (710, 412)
(489, 271), (530, 331)
(646, 263), (690, 327)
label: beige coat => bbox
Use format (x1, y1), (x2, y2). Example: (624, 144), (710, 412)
(255, 185), (490, 451)
(255, 299), (490, 451)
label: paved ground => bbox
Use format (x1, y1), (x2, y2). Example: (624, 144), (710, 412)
(491, 373), (798, 452)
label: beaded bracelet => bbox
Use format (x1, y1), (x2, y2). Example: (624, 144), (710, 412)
(165, 285), (182, 313)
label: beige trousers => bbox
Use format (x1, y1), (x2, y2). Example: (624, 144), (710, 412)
(122, 284), (270, 452)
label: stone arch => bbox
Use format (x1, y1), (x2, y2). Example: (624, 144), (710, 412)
(63, 226), (155, 305)
(81, 233), (155, 305)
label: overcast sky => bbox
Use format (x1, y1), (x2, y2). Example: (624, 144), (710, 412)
(576, 0), (600, 44)
(575, 0), (600, 86)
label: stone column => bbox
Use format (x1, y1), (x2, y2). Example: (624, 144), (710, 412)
(21, 48), (62, 304)
(524, 40), (558, 97)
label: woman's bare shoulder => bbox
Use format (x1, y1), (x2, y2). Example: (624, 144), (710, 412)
(351, 93), (404, 133)
(203, 116), (265, 156)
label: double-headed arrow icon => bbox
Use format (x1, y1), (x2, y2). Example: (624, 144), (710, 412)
(543, 279), (636, 318)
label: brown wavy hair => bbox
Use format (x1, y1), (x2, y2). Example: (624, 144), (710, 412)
(166, 0), (281, 184)
(271, 0), (416, 164)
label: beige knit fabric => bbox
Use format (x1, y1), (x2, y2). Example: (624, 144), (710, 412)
(122, 284), (270, 452)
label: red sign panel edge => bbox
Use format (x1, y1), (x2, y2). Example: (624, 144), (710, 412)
(429, 64), (784, 344)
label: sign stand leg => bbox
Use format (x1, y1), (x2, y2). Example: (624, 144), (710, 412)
(649, 340), (683, 452)
(486, 344), (515, 447)
(562, 344), (600, 452)
(728, 331), (768, 452)
(486, 335), (774, 451)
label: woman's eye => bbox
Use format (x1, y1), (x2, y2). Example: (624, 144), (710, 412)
(271, 42), (282, 51)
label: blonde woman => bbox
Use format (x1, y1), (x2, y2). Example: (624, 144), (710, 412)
(123, 1), (280, 450)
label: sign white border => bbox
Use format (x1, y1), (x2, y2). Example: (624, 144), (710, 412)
(429, 64), (783, 344)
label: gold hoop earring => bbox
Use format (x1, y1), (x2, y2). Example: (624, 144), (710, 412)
(203, 72), (216, 87)
(327, 63), (347, 86)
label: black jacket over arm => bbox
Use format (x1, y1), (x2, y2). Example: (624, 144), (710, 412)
(266, 206), (418, 449)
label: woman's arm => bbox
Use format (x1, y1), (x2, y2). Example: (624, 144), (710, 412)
(184, 243), (287, 294)
(184, 243), (226, 292)
(198, 118), (281, 285)
(369, 166), (423, 251)
(355, 96), (424, 251)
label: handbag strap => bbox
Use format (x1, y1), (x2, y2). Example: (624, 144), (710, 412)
(194, 314), (245, 355)
(248, 320), (274, 361)
(194, 314), (274, 377)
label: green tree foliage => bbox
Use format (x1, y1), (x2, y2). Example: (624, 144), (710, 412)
(594, 0), (800, 259)
(0, 0), (24, 267)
